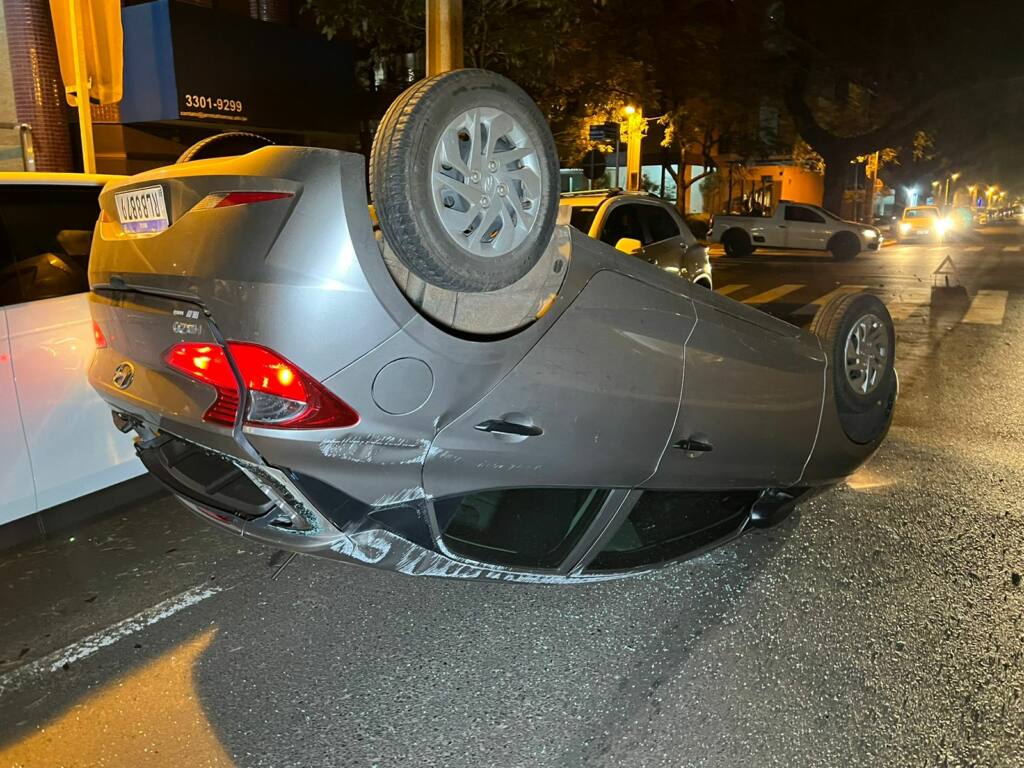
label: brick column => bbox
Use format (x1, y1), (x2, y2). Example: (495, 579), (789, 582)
(248, 0), (288, 23)
(2, 0), (73, 171)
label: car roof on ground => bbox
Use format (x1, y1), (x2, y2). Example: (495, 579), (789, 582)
(0, 172), (124, 186)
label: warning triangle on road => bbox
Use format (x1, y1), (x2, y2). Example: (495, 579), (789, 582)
(932, 254), (963, 287)
(933, 254), (959, 275)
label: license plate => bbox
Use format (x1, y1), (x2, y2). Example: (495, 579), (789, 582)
(114, 185), (169, 234)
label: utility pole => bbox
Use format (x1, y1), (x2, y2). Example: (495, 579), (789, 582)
(426, 0), (463, 76)
(67, 0), (96, 172)
(944, 171), (960, 207)
(623, 107), (648, 192)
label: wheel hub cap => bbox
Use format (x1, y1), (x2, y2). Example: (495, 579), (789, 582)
(844, 313), (888, 395)
(431, 107), (542, 258)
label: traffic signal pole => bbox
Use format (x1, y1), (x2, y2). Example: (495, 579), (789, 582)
(426, 0), (463, 76)
(66, 0), (95, 173)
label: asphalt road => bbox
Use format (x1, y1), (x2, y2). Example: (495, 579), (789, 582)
(2, 225), (1023, 767)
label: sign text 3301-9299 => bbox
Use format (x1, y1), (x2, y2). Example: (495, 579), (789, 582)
(183, 94), (244, 114)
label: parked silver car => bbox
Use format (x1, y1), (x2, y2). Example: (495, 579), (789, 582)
(87, 70), (896, 582)
(561, 191), (712, 288)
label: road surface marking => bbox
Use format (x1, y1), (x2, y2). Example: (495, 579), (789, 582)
(742, 283), (804, 305)
(964, 245), (984, 252)
(962, 290), (1008, 325)
(886, 291), (931, 321)
(1003, 245), (1021, 252)
(714, 283), (748, 296)
(0, 583), (222, 696)
(794, 284), (868, 315)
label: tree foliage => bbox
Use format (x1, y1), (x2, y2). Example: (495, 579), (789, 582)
(304, 0), (1024, 206)
(778, 0), (1024, 208)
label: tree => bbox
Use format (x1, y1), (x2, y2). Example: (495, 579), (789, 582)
(776, 0), (1024, 211)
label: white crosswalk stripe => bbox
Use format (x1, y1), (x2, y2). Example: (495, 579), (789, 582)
(793, 284), (868, 316)
(714, 283), (749, 296)
(742, 284), (804, 305)
(962, 290), (1009, 325)
(1003, 245), (1021, 253)
(716, 280), (1010, 327)
(964, 245), (984, 252)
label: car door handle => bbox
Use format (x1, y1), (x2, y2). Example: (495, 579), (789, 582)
(674, 437), (713, 452)
(778, 225), (787, 229)
(474, 419), (543, 437)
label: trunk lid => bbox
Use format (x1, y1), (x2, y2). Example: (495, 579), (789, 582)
(88, 146), (409, 451)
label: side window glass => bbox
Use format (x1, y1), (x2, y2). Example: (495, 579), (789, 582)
(0, 184), (100, 303)
(587, 490), (758, 571)
(435, 488), (609, 569)
(568, 205), (599, 234)
(599, 204), (644, 246)
(784, 206), (826, 224)
(642, 206), (681, 244)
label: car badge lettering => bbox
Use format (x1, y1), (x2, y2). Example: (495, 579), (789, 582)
(172, 320), (203, 336)
(112, 362), (135, 390)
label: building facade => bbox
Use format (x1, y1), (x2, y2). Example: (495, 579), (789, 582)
(1, 0), (358, 174)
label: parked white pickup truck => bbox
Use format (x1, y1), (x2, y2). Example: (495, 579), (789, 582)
(710, 201), (882, 260)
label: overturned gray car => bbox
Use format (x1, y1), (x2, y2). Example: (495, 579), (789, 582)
(87, 70), (896, 582)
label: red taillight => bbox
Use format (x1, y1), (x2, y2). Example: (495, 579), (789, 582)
(92, 320), (107, 349)
(164, 344), (238, 425)
(163, 342), (358, 429)
(194, 191), (294, 211)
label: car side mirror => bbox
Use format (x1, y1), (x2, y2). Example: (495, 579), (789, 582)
(615, 237), (642, 255)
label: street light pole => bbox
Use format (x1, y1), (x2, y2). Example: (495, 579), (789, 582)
(944, 172), (960, 207)
(67, 0), (96, 173)
(623, 107), (647, 192)
(426, 0), (463, 77)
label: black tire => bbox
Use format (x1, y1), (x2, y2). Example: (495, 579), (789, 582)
(828, 231), (861, 261)
(370, 69), (560, 293)
(810, 292), (896, 443)
(722, 229), (753, 257)
(177, 132), (273, 164)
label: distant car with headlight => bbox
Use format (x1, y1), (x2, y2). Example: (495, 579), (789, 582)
(710, 201), (881, 260)
(897, 206), (948, 243)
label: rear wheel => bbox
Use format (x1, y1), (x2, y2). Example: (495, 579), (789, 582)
(828, 231), (861, 261)
(810, 292), (896, 443)
(722, 229), (753, 257)
(177, 132), (272, 163)
(371, 69), (560, 292)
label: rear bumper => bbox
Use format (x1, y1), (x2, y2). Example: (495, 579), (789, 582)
(136, 432), (349, 554)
